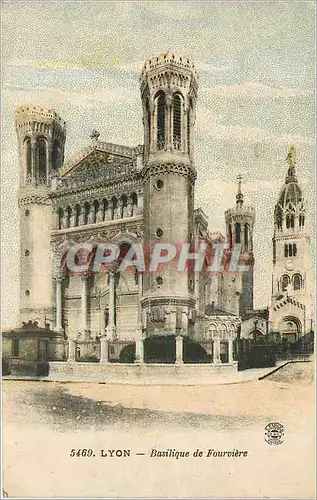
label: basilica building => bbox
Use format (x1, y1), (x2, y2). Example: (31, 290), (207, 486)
(13, 52), (312, 363)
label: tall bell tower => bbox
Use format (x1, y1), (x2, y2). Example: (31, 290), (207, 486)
(224, 175), (255, 317)
(270, 145), (312, 337)
(15, 105), (66, 326)
(140, 52), (198, 337)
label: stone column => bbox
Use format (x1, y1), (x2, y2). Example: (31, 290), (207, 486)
(175, 335), (184, 364)
(55, 276), (63, 332)
(181, 309), (188, 335)
(31, 138), (36, 179)
(52, 208), (59, 230)
(81, 275), (89, 334)
(213, 337), (221, 364)
(96, 202), (104, 223)
(106, 270), (116, 340)
(137, 272), (143, 325)
(135, 329), (144, 364)
(67, 339), (76, 362)
(105, 200), (113, 221)
(137, 191), (143, 214)
(228, 338), (234, 363)
(100, 336), (109, 363)
(166, 93), (172, 150)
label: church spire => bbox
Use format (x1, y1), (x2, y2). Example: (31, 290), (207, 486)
(286, 144), (297, 183)
(236, 174), (244, 207)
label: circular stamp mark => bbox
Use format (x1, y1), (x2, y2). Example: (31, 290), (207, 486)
(265, 422), (284, 445)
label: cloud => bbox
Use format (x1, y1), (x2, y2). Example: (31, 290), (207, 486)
(3, 83), (137, 108)
(203, 81), (315, 100)
(195, 62), (232, 74)
(7, 58), (87, 71)
(196, 106), (315, 146)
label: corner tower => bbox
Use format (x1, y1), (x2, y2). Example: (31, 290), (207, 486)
(224, 175), (255, 317)
(140, 52), (198, 337)
(15, 105), (66, 326)
(270, 146), (312, 338)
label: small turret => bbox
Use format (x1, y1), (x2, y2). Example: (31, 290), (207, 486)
(15, 105), (66, 187)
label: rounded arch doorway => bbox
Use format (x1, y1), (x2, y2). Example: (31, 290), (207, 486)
(279, 316), (302, 343)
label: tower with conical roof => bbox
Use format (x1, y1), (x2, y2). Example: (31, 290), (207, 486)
(270, 145), (312, 339)
(224, 175), (255, 317)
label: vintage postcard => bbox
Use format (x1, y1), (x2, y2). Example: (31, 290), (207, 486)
(1, 1), (315, 498)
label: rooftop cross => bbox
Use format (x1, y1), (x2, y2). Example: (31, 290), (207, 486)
(236, 174), (244, 207)
(90, 129), (100, 142)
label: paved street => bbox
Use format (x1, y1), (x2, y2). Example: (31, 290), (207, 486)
(2, 361), (315, 498)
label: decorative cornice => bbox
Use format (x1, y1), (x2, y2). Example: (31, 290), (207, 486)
(142, 162), (197, 183)
(51, 219), (144, 248)
(18, 195), (51, 207)
(141, 296), (196, 308)
(50, 176), (143, 202)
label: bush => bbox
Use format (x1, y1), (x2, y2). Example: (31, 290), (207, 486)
(77, 355), (99, 363)
(2, 358), (11, 376)
(36, 361), (49, 376)
(238, 345), (276, 371)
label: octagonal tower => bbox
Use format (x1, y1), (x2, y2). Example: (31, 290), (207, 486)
(15, 105), (66, 327)
(140, 52), (198, 338)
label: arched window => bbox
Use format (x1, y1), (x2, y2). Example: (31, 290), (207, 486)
(288, 244), (293, 257)
(229, 324), (235, 337)
(235, 223), (241, 244)
(24, 138), (32, 177)
(286, 215), (290, 228)
(281, 275), (290, 291)
(244, 223), (250, 250)
(84, 202), (90, 225)
(58, 208), (64, 230)
(173, 93), (182, 149)
(292, 243), (297, 256)
(93, 200), (99, 223)
(228, 224), (233, 249)
(52, 140), (61, 170)
(187, 97), (192, 154)
(207, 323), (217, 340)
(284, 244), (288, 258)
(146, 99), (151, 145)
(290, 215), (295, 228)
(293, 274), (301, 290)
(75, 205), (81, 226)
(156, 92), (166, 150)
(111, 197), (117, 219)
(131, 192), (138, 207)
(219, 324), (227, 340)
(37, 138), (47, 180)
(103, 199), (108, 220)
(66, 206), (72, 228)
(299, 215), (305, 227)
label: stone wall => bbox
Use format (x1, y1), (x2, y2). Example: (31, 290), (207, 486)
(47, 360), (238, 383)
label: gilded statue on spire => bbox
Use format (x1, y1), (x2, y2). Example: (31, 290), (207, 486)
(286, 144), (297, 183)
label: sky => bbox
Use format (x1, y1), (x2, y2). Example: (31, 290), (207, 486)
(1, 0), (315, 327)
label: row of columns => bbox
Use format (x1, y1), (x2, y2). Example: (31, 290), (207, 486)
(66, 335), (234, 364)
(55, 192), (143, 230)
(54, 271), (117, 339)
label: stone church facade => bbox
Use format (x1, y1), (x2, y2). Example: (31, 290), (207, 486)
(14, 52), (312, 363)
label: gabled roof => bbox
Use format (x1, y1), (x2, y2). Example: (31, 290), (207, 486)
(61, 140), (137, 176)
(204, 304), (237, 317)
(54, 142), (143, 192)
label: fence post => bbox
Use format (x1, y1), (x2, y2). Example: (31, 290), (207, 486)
(67, 339), (76, 362)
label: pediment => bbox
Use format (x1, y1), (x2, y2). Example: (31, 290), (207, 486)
(62, 146), (133, 179)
